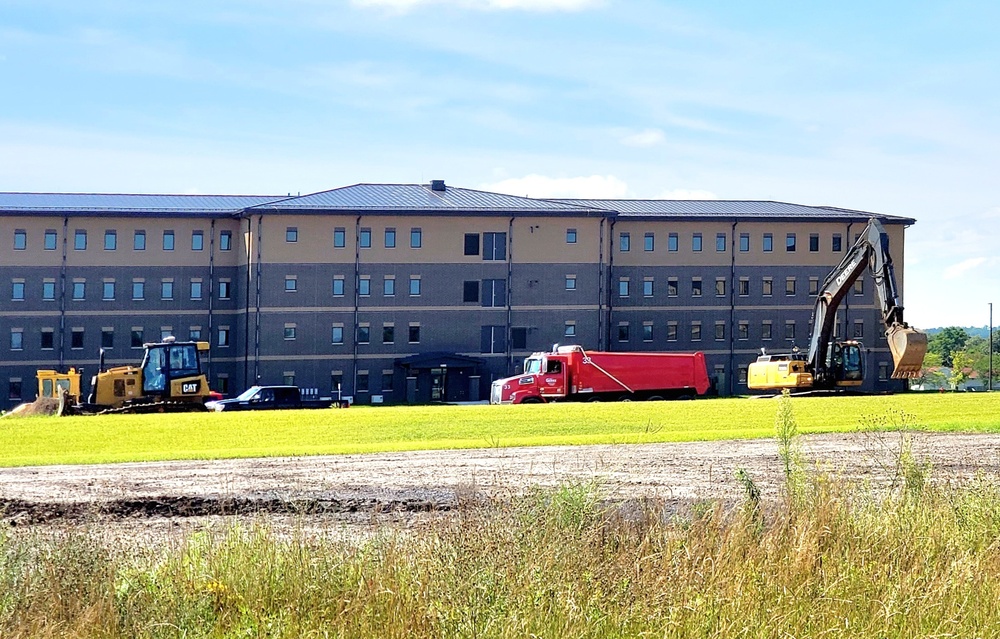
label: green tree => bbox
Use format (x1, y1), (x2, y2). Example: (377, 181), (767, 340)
(950, 351), (973, 389)
(913, 351), (946, 389)
(927, 326), (969, 367)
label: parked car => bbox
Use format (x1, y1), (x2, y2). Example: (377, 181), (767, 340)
(205, 385), (336, 411)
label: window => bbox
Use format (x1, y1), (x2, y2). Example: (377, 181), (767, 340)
(219, 231), (232, 251)
(44, 230), (57, 250)
(642, 323), (653, 342)
(479, 326), (507, 353)
(762, 278), (773, 296)
(738, 321), (749, 340)
(192, 231), (204, 251)
(71, 328), (84, 349)
(463, 281), (479, 303)
(285, 276), (297, 292)
(461, 232), (481, 256)
(188, 327), (201, 341)
(11, 281), (24, 301)
(762, 322), (772, 340)
(356, 372), (370, 393)
(619, 232), (630, 252)
(357, 325), (370, 344)
(102, 230), (116, 251)
(8, 380), (22, 402)
(854, 279), (864, 296)
(162, 231), (174, 251)
(286, 227), (298, 243)
(667, 322), (678, 341)
(218, 327), (230, 347)
(809, 277), (819, 296)
(716, 233), (726, 252)
(408, 324), (421, 343)
(131, 328), (144, 348)
(409, 276), (421, 296)
(511, 327), (527, 350)
(383, 277), (395, 296)
(385, 228), (396, 248)
(358, 277), (370, 296)
(785, 233), (796, 252)
(715, 322), (725, 341)
(218, 280), (231, 300)
(692, 233), (702, 252)
(11, 329), (23, 350)
(715, 278), (726, 296)
(359, 228), (371, 249)
(72, 281), (85, 300)
(332, 277), (345, 297)
(483, 232), (505, 260)
(74, 230), (87, 250)
(643, 279), (654, 297)
(382, 371), (394, 393)
(667, 278), (678, 297)
(566, 228), (577, 244)
(565, 275), (576, 291)
(854, 320), (864, 338)
(331, 326), (344, 344)
(482, 279), (506, 307)
(644, 233), (654, 252)
(331, 373), (343, 394)
(785, 321), (796, 340)
(739, 278), (749, 296)
(134, 230), (146, 251)
(161, 280), (173, 300)
(619, 278), (629, 297)
(382, 325), (394, 344)
(691, 322), (702, 341)
(809, 233), (819, 252)
(410, 227), (422, 249)
(132, 280), (145, 300)
(763, 233), (773, 252)
(160, 328), (173, 341)
(832, 234), (843, 252)
(43, 280), (56, 301)
(190, 280), (203, 300)
(618, 323), (630, 342)
(564, 322), (576, 337)
(739, 367), (748, 384)
(878, 362), (889, 381)
(691, 279), (701, 297)
(284, 373), (296, 387)
(41, 329), (54, 350)
(786, 277), (796, 296)
(333, 227), (346, 248)
(284, 325), (297, 340)
(668, 233), (678, 252)
(739, 233), (750, 252)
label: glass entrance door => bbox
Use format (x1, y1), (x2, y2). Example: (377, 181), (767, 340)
(430, 367), (447, 401)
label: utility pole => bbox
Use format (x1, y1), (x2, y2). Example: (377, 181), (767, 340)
(990, 302), (994, 392)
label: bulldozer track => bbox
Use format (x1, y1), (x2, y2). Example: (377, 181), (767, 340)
(96, 400), (208, 416)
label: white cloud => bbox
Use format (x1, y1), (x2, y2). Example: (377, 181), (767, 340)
(482, 174), (628, 199)
(654, 188), (717, 200)
(620, 128), (666, 147)
(942, 257), (988, 280)
(351, 0), (602, 11)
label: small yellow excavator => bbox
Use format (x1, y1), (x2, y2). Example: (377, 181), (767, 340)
(748, 217), (927, 392)
(9, 337), (213, 416)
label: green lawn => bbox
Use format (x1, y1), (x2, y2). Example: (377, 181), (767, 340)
(1, 392), (997, 467)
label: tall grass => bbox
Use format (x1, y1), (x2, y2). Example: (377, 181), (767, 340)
(4, 473), (1000, 637)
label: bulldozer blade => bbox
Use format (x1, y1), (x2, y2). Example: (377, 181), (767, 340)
(887, 325), (928, 379)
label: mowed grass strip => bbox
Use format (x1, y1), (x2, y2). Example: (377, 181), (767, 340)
(0, 392), (998, 467)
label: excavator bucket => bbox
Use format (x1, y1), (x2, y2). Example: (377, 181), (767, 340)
(886, 325), (928, 379)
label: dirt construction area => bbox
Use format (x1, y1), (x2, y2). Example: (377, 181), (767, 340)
(2, 432), (1000, 542)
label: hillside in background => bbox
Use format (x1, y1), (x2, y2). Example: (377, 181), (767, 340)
(925, 326), (997, 338)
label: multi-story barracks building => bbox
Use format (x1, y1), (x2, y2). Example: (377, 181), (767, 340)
(0, 180), (914, 409)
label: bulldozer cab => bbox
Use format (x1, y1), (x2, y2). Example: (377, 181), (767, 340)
(36, 368), (82, 404)
(140, 341), (206, 395)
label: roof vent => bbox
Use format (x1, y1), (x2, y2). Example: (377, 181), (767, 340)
(430, 179), (446, 192)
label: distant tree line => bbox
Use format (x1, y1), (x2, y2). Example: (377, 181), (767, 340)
(916, 326), (999, 390)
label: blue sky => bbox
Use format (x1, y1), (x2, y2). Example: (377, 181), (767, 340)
(2, 0), (998, 328)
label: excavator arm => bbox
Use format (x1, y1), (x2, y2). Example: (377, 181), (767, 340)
(805, 218), (926, 384)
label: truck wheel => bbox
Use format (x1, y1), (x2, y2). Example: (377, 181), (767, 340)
(617, 395), (634, 402)
(647, 395), (664, 402)
(586, 396), (602, 402)
(521, 397), (543, 404)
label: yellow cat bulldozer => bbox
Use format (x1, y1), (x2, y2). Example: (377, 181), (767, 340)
(9, 337), (213, 417)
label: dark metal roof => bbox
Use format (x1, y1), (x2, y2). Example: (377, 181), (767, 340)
(554, 199), (915, 225)
(248, 183), (609, 216)
(0, 192), (287, 215)
(395, 351), (485, 368)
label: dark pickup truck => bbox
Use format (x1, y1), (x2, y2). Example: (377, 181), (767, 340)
(205, 385), (339, 412)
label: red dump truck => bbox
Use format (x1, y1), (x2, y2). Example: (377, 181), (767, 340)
(490, 345), (711, 404)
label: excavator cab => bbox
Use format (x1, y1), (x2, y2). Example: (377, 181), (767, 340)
(827, 341), (864, 387)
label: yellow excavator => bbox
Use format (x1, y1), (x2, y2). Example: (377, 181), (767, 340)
(12, 337), (213, 416)
(748, 217), (927, 392)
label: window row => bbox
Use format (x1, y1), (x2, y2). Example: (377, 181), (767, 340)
(560, 318), (869, 342)
(10, 278), (232, 301)
(11, 229), (234, 252)
(617, 231), (850, 254)
(616, 275), (864, 298)
(324, 227), (422, 249)
(7, 325), (230, 351)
